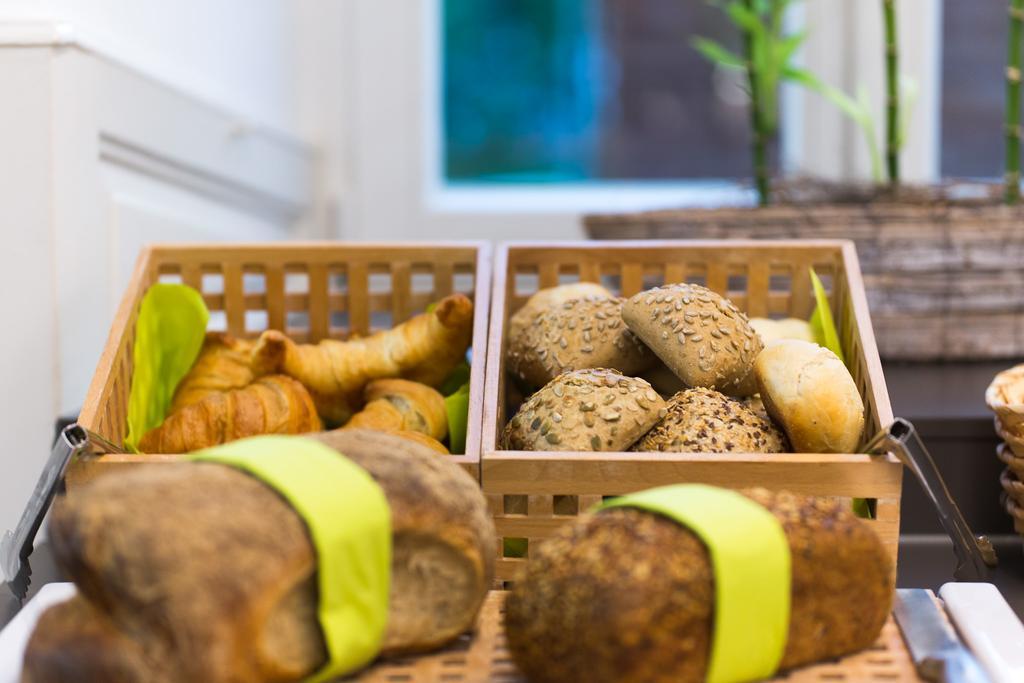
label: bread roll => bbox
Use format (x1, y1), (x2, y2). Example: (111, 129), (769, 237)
(506, 489), (892, 683)
(507, 282), (613, 342)
(749, 317), (815, 345)
(622, 284), (761, 397)
(641, 360), (688, 397)
(502, 368), (666, 451)
(24, 431), (495, 683)
(507, 296), (652, 388)
(755, 340), (865, 453)
(632, 387), (787, 453)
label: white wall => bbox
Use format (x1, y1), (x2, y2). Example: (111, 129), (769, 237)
(0, 0), (303, 134)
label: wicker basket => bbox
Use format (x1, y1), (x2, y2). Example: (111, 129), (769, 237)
(72, 242), (491, 485)
(584, 198), (1024, 360)
(482, 240), (900, 583)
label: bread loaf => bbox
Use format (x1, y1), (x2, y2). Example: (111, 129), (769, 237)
(507, 282), (613, 342)
(23, 431), (495, 683)
(507, 296), (652, 388)
(622, 284), (762, 397)
(632, 387), (787, 453)
(506, 489), (892, 683)
(502, 369), (666, 451)
(754, 340), (865, 453)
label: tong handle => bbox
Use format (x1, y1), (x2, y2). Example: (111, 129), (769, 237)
(865, 418), (997, 581)
(1, 424), (117, 581)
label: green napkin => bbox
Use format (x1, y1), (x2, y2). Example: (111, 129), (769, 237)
(807, 269), (871, 518)
(600, 485), (790, 683)
(191, 436), (391, 681)
(124, 284), (209, 451)
(444, 381), (471, 455)
(808, 267), (845, 364)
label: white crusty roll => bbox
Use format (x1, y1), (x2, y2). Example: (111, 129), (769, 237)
(754, 340), (864, 453)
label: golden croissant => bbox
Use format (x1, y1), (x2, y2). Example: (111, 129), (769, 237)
(170, 332), (284, 412)
(340, 379), (449, 453)
(256, 293), (473, 425)
(139, 375), (322, 453)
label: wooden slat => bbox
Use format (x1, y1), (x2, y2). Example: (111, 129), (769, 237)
(664, 262), (685, 284)
(348, 262), (370, 335)
(391, 260), (412, 323)
(307, 263), (329, 341)
(621, 263), (643, 296)
(354, 591), (927, 682)
(265, 265), (285, 331)
(706, 260), (728, 296)
(790, 259), (813, 318)
(538, 262), (559, 289)
(222, 263), (245, 336)
(747, 261), (770, 318)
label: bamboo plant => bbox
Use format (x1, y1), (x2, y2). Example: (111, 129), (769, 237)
(695, 0), (887, 204)
(693, 0), (802, 205)
(883, 0), (900, 185)
(1007, 0), (1023, 204)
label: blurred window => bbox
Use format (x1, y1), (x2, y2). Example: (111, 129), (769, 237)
(442, 0), (757, 184)
(940, 0), (1003, 178)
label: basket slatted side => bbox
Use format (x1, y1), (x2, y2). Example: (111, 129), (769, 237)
(352, 591), (924, 682)
(75, 243), (490, 482)
(482, 241), (900, 583)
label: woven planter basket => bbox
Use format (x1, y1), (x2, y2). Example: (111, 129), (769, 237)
(584, 183), (1024, 360)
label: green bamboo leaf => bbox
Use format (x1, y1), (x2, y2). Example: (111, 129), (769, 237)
(778, 30), (806, 65)
(897, 75), (919, 151)
(692, 37), (747, 69)
(783, 66), (864, 122)
(726, 3), (765, 34)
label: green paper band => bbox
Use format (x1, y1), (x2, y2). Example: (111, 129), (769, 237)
(125, 283), (209, 451)
(599, 485), (790, 683)
(191, 435), (391, 681)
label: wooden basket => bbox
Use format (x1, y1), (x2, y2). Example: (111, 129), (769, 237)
(584, 199), (1024, 360)
(352, 591), (926, 682)
(482, 240), (901, 583)
(72, 242), (491, 485)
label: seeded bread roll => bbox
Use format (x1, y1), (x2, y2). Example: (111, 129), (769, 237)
(502, 368), (666, 451)
(622, 284), (762, 397)
(506, 489), (893, 683)
(507, 282), (613, 342)
(755, 340), (865, 453)
(641, 361), (688, 397)
(632, 387), (787, 453)
(508, 297), (653, 389)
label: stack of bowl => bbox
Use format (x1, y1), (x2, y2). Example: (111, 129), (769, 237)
(987, 364), (1024, 536)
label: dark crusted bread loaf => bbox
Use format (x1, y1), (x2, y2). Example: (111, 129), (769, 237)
(309, 429), (495, 651)
(23, 431), (495, 683)
(506, 489), (892, 683)
(632, 387), (788, 453)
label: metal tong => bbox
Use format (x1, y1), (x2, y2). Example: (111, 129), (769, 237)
(1, 424), (124, 599)
(864, 418), (998, 581)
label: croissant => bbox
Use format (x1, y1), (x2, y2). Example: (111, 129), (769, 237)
(390, 430), (450, 454)
(170, 332), (283, 412)
(139, 375), (322, 453)
(256, 294), (473, 425)
(345, 379), (448, 440)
